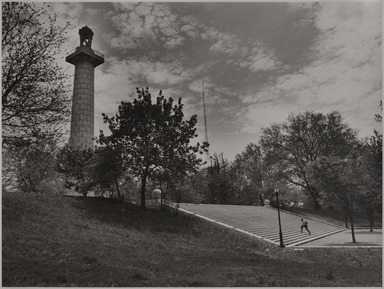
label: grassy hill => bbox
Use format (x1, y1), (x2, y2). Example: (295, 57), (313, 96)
(2, 191), (382, 287)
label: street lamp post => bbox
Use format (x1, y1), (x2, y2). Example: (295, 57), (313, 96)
(274, 187), (285, 248)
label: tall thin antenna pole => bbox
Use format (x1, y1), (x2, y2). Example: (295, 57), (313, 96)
(202, 78), (210, 164)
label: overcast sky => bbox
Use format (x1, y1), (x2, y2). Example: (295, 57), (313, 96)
(52, 1), (382, 161)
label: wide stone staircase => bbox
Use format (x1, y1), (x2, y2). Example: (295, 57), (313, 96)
(179, 203), (346, 247)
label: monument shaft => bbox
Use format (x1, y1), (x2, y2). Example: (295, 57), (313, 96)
(66, 26), (104, 148)
(69, 61), (95, 148)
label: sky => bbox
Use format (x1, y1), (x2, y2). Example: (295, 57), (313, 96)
(51, 1), (382, 161)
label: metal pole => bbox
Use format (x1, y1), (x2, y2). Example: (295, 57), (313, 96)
(275, 192), (285, 248)
(202, 78), (210, 165)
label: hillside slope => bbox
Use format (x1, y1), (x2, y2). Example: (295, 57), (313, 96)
(2, 191), (382, 286)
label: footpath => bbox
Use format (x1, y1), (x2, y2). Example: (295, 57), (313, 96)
(300, 228), (382, 247)
(178, 203), (382, 247)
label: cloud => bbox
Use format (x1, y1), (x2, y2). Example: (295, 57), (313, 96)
(286, 2), (318, 13)
(46, 3), (84, 50)
(238, 42), (282, 72)
(164, 37), (185, 49)
(107, 2), (284, 77)
(106, 2), (184, 50)
(209, 32), (240, 55)
(237, 2), (381, 137)
(202, 24), (282, 73)
(188, 78), (232, 107)
(96, 57), (196, 96)
(134, 60), (193, 85)
(93, 56), (212, 122)
(236, 104), (294, 135)
(180, 24), (199, 39)
(50, 2), (84, 21)
(85, 8), (99, 18)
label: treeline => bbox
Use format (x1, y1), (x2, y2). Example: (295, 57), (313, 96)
(179, 109), (382, 241)
(182, 110), (382, 233)
(196, 110), (381, 208)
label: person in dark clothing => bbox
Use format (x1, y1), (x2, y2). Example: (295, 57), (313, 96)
(301, 219), (311, 235)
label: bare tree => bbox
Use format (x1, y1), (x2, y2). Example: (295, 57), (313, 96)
(2, 2), (72, 147)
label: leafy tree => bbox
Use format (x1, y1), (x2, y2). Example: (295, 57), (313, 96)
(276, 187), (304, 212)
(203, 153), (235, 204)
(101, 88), (208, 209)
(159, 172), (205, 213)
(55, 144), (94, 195)
(177, 171), (206, 204)
(374, 100), (382, 123)
(231, 143), (265, 205)
(309, 154), (365, 243)
(2, 140), (57, 193)
(260, 111), (358, 209)
(359, 135), (382, 230)
(149, 138), (207, 210)
(80, 143), (127, 200)
(318, 191), (351, 228)
(2, 2), (72, 148)
(356, 103), (382, 231)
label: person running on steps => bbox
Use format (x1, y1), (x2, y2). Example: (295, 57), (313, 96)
(301, 219), (311, 235)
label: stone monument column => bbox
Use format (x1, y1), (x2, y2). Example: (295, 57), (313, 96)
(66, 26), (104, 148)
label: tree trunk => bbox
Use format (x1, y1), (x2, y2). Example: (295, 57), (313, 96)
(368, 212), (374, 232)
(313, 197), (321, 209)
(140, 174), (147, 210)
(259, 194), (264, 206)
(350, 216), (356, 243)
(115, 178), (123, 202)
(348, 190), (357, 243)
(160, 190), (164, 211)
(349, 208), (356, 243)
(368, 207), (375, 228)
(307, 186), (321, 209)
(344, 211), (349, 228)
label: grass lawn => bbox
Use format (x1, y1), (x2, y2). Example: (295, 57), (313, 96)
(2, 191), (382, 287)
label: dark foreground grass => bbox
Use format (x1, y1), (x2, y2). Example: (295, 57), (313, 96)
(2, 191), (382, 287)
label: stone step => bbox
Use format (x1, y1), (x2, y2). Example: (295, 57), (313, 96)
(179, 203), (346, 247)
